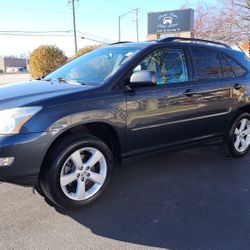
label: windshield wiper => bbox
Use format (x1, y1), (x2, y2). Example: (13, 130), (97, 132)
(56, 77), (85, 85)
(56, 77), (66, 83)
(43, 77), (86, 85)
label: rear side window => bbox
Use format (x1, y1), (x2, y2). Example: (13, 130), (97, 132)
(191, 48), (222, 80)
(220, 53), (246, 77)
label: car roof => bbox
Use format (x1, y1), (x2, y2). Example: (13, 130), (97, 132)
(107, 38), (249, 71)
(108, 38), (243, 56)
(108, 41), (152, 48)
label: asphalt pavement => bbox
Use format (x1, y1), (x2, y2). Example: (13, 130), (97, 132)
(1, 145), (250, 250)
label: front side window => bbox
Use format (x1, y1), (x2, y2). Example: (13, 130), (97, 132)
(45, 46), (144, 85)
(133, 47), (188, 85)
(191, 48), (222, 80)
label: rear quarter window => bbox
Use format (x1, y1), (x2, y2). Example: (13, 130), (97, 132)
(222, 53), (247, 77)
(219, 53), (236, 78)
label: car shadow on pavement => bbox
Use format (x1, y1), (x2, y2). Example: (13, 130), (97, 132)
(55, 145), (250, 249)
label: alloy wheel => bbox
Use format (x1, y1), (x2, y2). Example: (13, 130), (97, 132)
(60, 147), (107, 201)
(234, 118), (250, 153)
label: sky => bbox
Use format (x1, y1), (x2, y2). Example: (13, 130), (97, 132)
(0, 0), (217, 57)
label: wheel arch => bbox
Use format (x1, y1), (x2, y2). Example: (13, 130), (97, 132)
(39, 122), (122, 179)
(226, 105), (250, 127)
(239, 105), (250, 114)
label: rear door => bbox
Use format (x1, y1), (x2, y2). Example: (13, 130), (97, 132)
(219, 51), (248, 110)
(190, 47), (246, 138)
(125, 46), (199, 155)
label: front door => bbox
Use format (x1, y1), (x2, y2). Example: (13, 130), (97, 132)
(125, 46), (198, 156)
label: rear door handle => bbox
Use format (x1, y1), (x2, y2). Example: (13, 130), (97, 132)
(184, 89), (196, 97)
(233, 83), (243, 90)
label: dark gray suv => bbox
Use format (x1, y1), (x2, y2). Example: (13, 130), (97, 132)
(0, 37), (250, 209)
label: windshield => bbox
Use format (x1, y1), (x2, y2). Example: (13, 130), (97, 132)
(45, 46), (144, 85)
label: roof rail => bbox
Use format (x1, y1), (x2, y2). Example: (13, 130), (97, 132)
(158, 37), (231, 49)
(109, 41), (132, 45)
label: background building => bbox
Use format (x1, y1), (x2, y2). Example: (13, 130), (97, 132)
(0, 57), (27, 73)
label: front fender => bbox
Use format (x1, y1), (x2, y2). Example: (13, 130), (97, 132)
(26, 94), (127, 154)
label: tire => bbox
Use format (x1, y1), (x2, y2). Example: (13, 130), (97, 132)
(40, 135), (113, 209)
(35, 184), (46, 197)
(225, 112), (250, 158)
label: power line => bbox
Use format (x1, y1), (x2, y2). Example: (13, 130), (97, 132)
(102, 0), (132, 9)
(0, 33), (72, 37)
(102, 0), (147, 14)
(0, 30), (71, 33)
(0, 30), (111, 37)
(77, 31), (115, 43)
(0, 30), (114, 43)
(0, 4), (67, 13)
(81, 37), (109, 44)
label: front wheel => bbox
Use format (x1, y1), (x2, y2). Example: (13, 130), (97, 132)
(40, 136), (113, 209)
(225, 112), (250, 158)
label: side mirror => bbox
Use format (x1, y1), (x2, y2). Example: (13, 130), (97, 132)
(130, 70), (157, 87)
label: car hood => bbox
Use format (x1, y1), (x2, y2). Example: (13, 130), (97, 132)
(0, 80), (95, 110)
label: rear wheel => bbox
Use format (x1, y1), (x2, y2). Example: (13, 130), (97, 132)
(40, 136), (113, 209)
(225, 113), (250, 157)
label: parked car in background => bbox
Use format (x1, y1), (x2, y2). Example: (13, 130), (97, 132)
(0, 37), (250, 209)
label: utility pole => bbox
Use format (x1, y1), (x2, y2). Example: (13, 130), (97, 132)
(68, 0), (78, 53)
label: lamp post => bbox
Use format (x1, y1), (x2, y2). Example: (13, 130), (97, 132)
(118, 8), (139, 42)
(68, 0), (78, 53)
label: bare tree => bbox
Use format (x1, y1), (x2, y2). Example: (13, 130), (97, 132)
(180, 2), (227, 41)
(181, 0), (250, 45)
(224, 0), (250, 40)
(192, 3), (222, 40)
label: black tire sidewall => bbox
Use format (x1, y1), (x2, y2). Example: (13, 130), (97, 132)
(226, 112), (250, 158)
(44, 137), (113, 208)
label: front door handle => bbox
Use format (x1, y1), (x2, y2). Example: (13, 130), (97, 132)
(233, 83), (243, 90)
(184, 89), (196, 97)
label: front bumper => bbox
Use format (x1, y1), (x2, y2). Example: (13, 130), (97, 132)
(0, 132), (50, 186)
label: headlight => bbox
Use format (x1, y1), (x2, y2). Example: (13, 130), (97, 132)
(0, 107), (42, 135)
